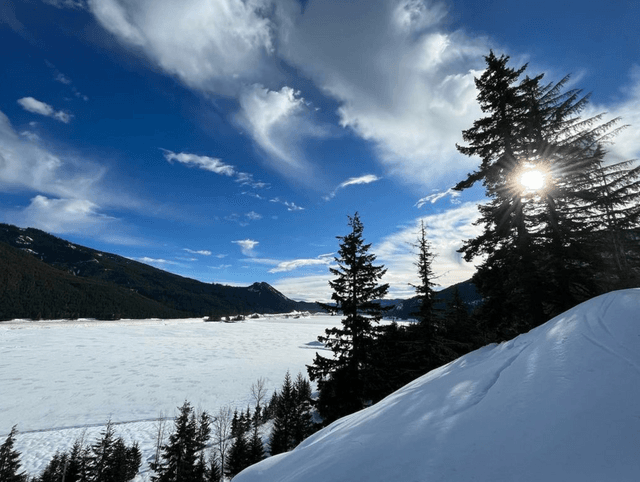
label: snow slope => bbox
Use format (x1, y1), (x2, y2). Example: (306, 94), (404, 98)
(235, 289), (640, 482)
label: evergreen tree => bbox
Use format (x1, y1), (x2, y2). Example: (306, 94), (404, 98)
(579, 159), (640, 288)
(292, 373), (315, 445)
(89, 421), (116, 482)
(307, 213), (389, 423)
(247, 425), (265, 466)
(151, 401), (210, 482)
(269, 371), (297, 455)
(206, 456), (222, 482)
(0, 427), (27, 482)
(225, 431), (248, 478)
(411, 220), (438, 344)
(454, 51), (622, 336)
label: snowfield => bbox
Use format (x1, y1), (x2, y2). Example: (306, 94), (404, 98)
(235, 289), (640, 482)
(0, 313), (347, 480)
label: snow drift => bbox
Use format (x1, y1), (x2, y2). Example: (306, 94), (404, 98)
(235, 289), (640, 482)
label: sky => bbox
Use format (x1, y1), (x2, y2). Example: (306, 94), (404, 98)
(1, 0), (639, 302)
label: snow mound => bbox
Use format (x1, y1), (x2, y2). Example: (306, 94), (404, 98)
(235, 289), (640, 482)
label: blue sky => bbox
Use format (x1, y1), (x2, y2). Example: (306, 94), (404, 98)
(1, 0), (639, 302)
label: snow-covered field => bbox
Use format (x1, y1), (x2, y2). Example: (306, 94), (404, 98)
(236, 289), (640, 482)
(0, 313), (346, 480)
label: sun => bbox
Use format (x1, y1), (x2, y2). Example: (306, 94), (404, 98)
(519, 168), (546, 192)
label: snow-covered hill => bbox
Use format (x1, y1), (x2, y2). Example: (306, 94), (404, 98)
(235, 289), (640, 482)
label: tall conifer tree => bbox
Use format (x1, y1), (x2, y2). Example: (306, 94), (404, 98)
(454, 51), (623, 335)
(308, 213), (389, 422)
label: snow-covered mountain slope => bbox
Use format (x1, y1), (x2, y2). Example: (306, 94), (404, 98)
(235, 289), (640, 482)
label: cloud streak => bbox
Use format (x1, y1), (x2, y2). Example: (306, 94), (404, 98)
(184, 248), (212, 256)
(17, 97), (72, 123)
(268, 253), (334, 273)
(324, 174), (381, 200)
(162, 149), (235, 176)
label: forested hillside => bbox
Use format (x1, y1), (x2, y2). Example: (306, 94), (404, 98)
(0, 224), (319, 321)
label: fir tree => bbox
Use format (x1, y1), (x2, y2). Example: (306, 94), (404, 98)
(247, 425), (265, 466)
(151, 401), (210, 482)
(454, 51), (623, 335)
(411, 220), (438, 342)
(225, 431), (248, 478)
(0, 427), (27, 482)
(308, 213), (389, 423)
(269, 371), (297, 455)
(206, 456), (222, 482)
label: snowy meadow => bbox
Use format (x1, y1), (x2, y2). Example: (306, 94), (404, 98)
(0, 313), (347, 480)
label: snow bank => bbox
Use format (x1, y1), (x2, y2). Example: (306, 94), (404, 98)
(234, 289), (640, 482)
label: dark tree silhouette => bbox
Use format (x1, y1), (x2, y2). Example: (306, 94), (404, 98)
(308, 213), (389, 423)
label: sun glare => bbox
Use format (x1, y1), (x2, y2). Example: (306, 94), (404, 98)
(519, 169), (545, 192)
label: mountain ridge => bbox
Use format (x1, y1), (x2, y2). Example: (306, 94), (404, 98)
(0, 223), (319, 320)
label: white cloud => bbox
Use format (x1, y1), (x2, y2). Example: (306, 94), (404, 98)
(233, 238), (259, 256)
(279, 0), (487, 189)
(246, 211), (262, 221)
(374, 202), (482, 298)
(271, 274), (333, 302)
(270, 197), (304, 211)
(8, 195), (113, 235)
(17, 97), (72, 123)
(163, 149), (235, 176)
(184, 248), (212, 256)
(87, 0), (280, 95)
(415, 188), (461, 208)
(269, 253), (334, 273)
(236, 84), (329, 182)
(588, 66), (640, 164)
(0, 110), (101, 200)
(324, 174), (381, 200)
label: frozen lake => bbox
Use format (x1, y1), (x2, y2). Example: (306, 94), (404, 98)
(0, 314), (346, 479)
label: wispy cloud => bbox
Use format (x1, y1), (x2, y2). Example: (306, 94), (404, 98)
(236, 172), (270, 189)
(415, 188), (461, 208)
(17, 97), (72, 123)
(45, 61), (89, 100)
(236, 84), (329, 182)
(270, 197), (304, 211)
(162, 149), (235, 176)
(87, 0), (277, 95)
(324, 174), (381, 201)
(184, 248), (212, 256)
(280, 0), (486, 189)
(232, 239), (259, 257)
(5, 195), (111, 235)
(268, 253), (334, 273)
(271, 274), (333, 303)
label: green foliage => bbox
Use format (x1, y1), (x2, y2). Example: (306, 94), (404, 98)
(151, 401), (211, 482)
(308, 213), (390, 423)
(37, 425), (139, 482)
(0, 426), (27, 482)
(454, 51), (634, 337)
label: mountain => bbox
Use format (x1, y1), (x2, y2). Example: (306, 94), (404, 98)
(382, 279), (482, 319)
(0, 223), (319, 321)
(234, 289), (640, 482)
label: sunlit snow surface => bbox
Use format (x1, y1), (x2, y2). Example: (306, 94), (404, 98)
(0, 313), (346, 480)
(235, 289), (640, 482)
